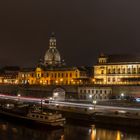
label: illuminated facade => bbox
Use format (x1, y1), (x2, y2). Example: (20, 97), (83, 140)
(78, 86), (112, 100)
(18, 67), (89, 85)
(17, 33), (90, 86)
(0, 67), (19, 84)
(94, 54), (140, 85)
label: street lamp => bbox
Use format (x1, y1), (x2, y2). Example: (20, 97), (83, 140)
(93, 100), (97, 112)
(120, 93), (124, 99)
(17, 94), (21, 101)
(89, 94), (92, 98)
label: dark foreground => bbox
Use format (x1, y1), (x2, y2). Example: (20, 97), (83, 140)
(0, 118), (140, 140)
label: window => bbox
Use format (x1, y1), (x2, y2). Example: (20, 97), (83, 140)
(21, 74), (24, 78)
(118, 68), (120, 74)
(127, 68), (131, 74)
(113, 68), (115, 74)
(108, 69), (111, 74)
(113, 78), (115, 82)
(101, 70), (104, 74)
(46, 73), (49, 77)
(66, 80), (68, 84)
(122, 68), (125, 74)
(138, 68), (140, 73)
(133, 68), (136, 74)
(108, 78), (110, 82)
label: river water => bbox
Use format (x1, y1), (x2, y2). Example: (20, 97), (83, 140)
(0, 119), (140, 140)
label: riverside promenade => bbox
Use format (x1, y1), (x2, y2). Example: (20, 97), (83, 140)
(0, 94), (140, 127)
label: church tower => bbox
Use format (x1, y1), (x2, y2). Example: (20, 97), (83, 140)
(44, 33), (61, 66)
(98, 53), (108, 64)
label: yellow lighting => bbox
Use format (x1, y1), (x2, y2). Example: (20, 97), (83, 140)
(116, 131), (121, 140)
(90, 128), (96, 140)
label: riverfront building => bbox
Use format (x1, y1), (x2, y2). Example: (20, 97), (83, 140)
(0, 66), (19, 84)
(18, 66), (89, 85)
(78, 86), (112, 100)
(94, 53), (140, 85)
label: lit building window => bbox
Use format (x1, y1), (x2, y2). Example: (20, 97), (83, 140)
(127, 68), (131, 74)
(118, 68), (120, 74)
(101, 70), (104, 74)
(113, 78), (115, 82)
(108, 78), (110, 82)
(70, 73), (72, 77)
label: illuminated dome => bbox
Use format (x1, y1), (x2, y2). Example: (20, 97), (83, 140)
(44, 33), (61, 66)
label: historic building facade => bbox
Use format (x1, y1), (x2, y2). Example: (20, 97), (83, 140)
(0, 67), (19, 84)
(78, 86), (112, 100)
(18, 67), (89, 85)
(94, 54), (140, 85)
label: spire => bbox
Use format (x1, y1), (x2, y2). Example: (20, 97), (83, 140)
(100, 52), (106, 58)
(51, 32), (55, 37)
(49, 32), (56, 48)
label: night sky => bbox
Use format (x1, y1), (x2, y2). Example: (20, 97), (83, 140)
(0, 0), (140, 67)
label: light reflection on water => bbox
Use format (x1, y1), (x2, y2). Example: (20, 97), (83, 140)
(0, 119), (140, 140)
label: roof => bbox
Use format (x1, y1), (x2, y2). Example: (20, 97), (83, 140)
(20, 68), (36, 72)
(107, 54), (140, 63)
(97, 54), (140, 65)
(19, 66), (90, 72)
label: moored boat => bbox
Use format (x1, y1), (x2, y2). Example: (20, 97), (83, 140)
(0, 104), (65, 128)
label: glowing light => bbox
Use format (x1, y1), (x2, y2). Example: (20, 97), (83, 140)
(89, 107), (93, 110)
(17, 94), (21, 97)
(54, 92), (58, 96)
(90, 128), (96, 140)
(116, 131), (121, 140)
(93, 100), (97, 104)
(60, 78), (63, 82)
(120, 93), (124, 99)
(89, 94), (92, 98)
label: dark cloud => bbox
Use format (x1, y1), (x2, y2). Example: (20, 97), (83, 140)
(0, 0), (139, 67)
